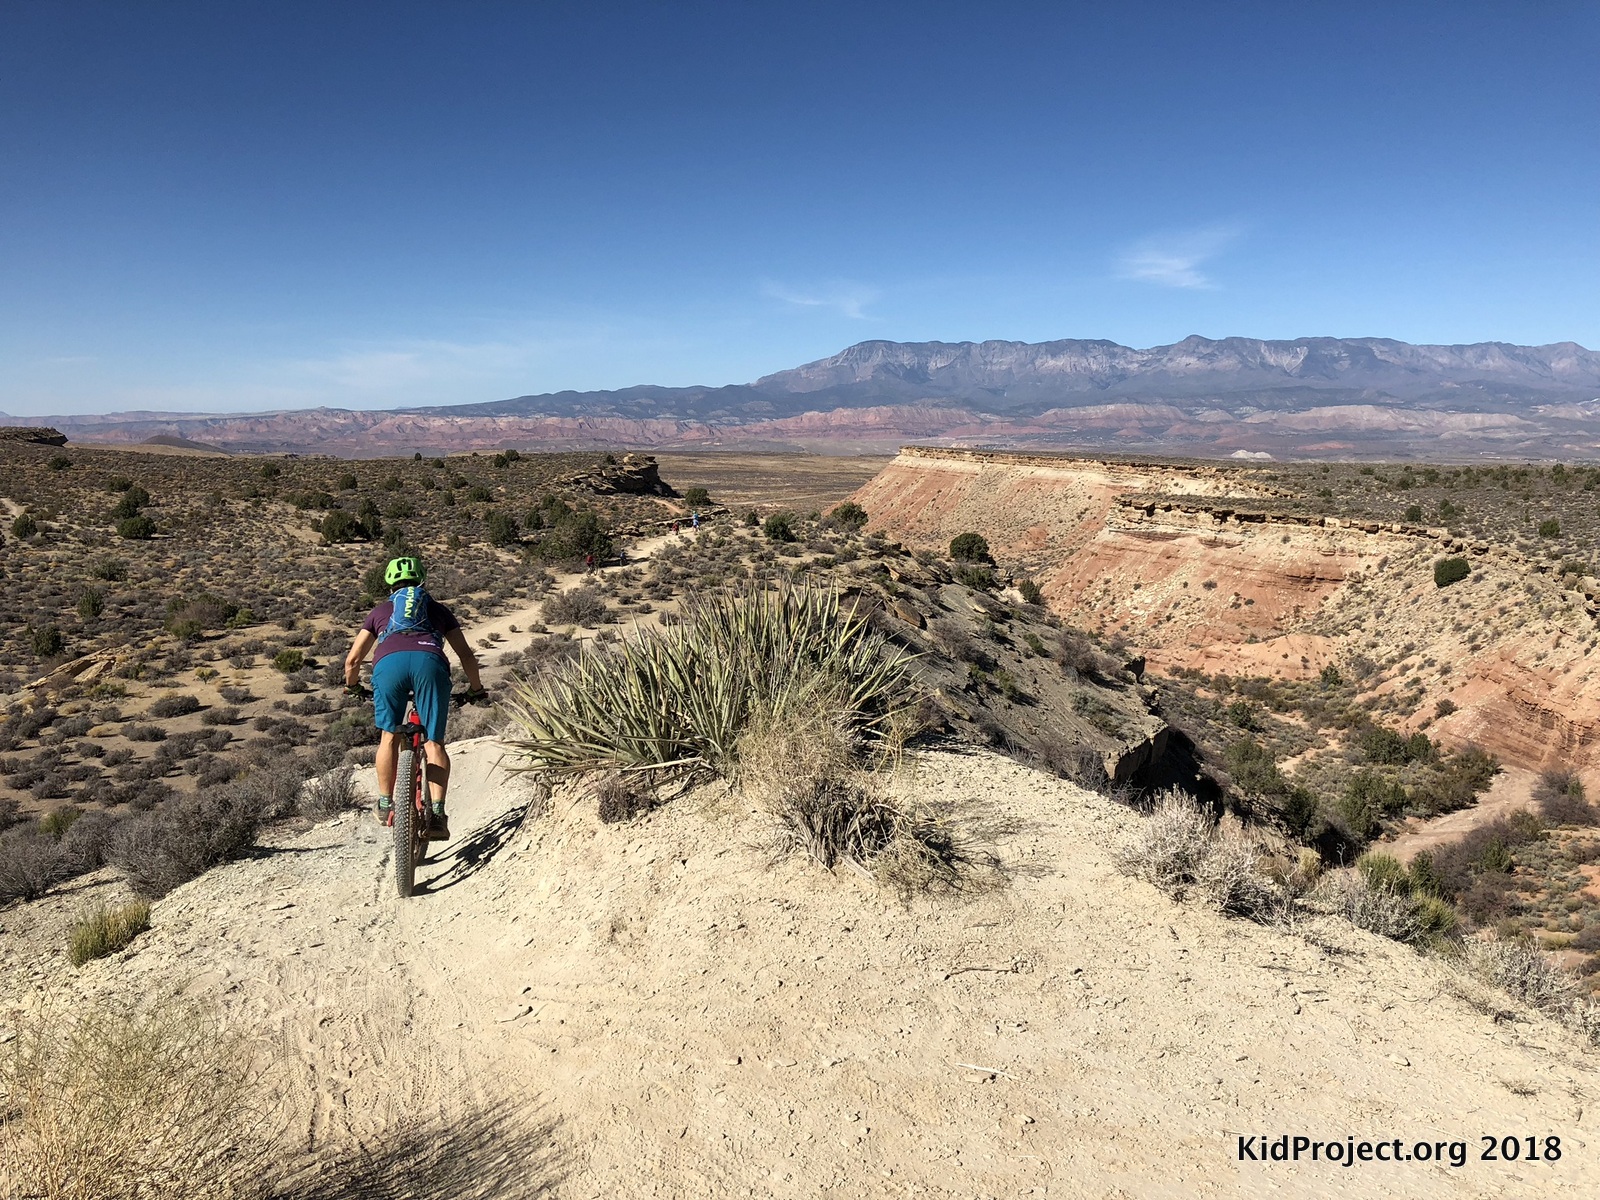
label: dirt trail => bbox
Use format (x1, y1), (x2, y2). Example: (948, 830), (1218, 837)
(468, 532), (680, 659)
(5, 744), (1598, 1198)
(1382, 767), (1539, 863)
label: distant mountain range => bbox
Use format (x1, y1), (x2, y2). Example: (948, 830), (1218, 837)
(10, 336), (1600, 459)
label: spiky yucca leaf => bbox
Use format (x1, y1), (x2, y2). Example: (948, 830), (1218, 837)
(501, 583), (915, 776)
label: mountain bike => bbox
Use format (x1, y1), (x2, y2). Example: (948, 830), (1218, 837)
(348, 685), (487, 898)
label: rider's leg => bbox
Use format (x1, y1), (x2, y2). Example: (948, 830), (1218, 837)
(422, 740), (451, 805)
(375, 730), (405, 797)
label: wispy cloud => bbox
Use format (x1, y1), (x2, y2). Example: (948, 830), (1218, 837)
(761, 279), (879, 320)
(1115, 224), (1243, 290)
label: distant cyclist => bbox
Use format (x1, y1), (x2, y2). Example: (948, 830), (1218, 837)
(343, 555), (485, 840)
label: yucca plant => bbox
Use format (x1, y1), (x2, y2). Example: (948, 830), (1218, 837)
(501, 583), (916, 776)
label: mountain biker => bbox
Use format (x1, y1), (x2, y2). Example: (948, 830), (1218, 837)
(343, 555), (485, 840)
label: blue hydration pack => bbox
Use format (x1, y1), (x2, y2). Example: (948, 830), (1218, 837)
(381, 585), (437, 643)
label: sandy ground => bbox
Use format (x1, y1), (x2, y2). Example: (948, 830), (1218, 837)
(4, 744), (1597, 1198)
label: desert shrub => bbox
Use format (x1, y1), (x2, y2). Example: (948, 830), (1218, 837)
(825, 500), (867, 531)
(218, 685), (254, 704)
(123, 723), (166, 742)
(38, 806), (83, 841)
(1412, 745), (1500, 815)
(1433, 557), (1470, 588)
(1055, 630), (1113, 680)
(66, 901), (151, 966)
(527, 510), (613, 563)
(504, 583), (914, 776)
(11, 511), (39, 539)
(108, 782), (263, 898)
(1538, 518), (1561, 538)
(1534, 769), (1596, 826)
(273, 648), (306, 673)
(1017, 578), (1044, 606)
(76, 588), (104, 620)
(27, 626), (64, 657)
(949, 532), (990, 563)
(1317, 873), (1422, 942)
(320, 509), (369, 544)
(954, 564), (996, 590)
(0, 1001), (271, 1196)
(484, 509), (519, 546)
(683, 486), (711, 507)
(1116, 789), (1281, 920)
(299, 767), (358, 819)
(115, 515), (156, 539)
(201, 705), (240, 727)
(147, 693), (201, 719)
(1356, 852), (1408, 892)
(92, 557), (128, 581)
(543, 586), (609, 627)
(0, 831), (69, 902)
(762, 512), (797, 543)
(1430, 809), (1544, 904)
(1463, 938), (1599, 1043)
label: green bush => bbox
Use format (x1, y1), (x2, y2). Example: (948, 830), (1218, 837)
(106, 475), (134, 492)
(1434, 557), (1470, 587)
(949, 532), (991, 562)
(1017, 578), (1044, 606)
(272, 648), (305, 673)
(763, 512), (797, 543)
(826, 500), (867, 531)
(67, 900), (151, 966)
(320, 509), (368, 544)
(77, 588), (104, 620)
(527, 510), (613, 563)
(116, 515), (156, 540)
(683, 486), (711, 507)
(12, 511), (39, 539)
(485, 509), (520, 546)
(1538, 518), (1561, 538)
(27, 625), (64, 657)
(955, 564), (996, 590)
(1356, 852), (1408, 893)
(48, 454), (72, 471)
(1404, 504), (1423, 522)
(504, 584), (914, 776)
(258, 462), (281, 479)
(93, 557), (128, 581)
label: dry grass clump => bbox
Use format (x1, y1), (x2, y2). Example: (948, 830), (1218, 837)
(1461, 937), (1600, 1045)
(1116, 789), (1283, 920)
(66, 900), (151, 967)
(738, 708), (966, 892)
(297, 767), (358, 820)
(0, 1001), (271, 1200)
(503, 583), (914, 775)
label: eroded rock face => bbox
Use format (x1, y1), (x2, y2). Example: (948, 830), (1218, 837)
(856, 447), (1600, 782)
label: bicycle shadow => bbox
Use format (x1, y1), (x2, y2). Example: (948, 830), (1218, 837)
(274, 1098), (570, 1199)
(413, 802), (527, 895)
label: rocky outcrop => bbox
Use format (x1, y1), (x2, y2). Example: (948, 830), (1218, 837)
(0, 426), (67, 446)
(559, 453), (675, 497)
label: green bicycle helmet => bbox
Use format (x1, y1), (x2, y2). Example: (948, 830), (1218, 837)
(384, 555), (425, 588)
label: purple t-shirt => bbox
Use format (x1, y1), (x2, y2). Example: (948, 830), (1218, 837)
(362, 596), (461, 664)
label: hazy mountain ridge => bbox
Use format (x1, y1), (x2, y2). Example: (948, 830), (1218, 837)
(8, 335), (1599, 457)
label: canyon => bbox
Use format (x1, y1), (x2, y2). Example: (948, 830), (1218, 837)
(854, 447), (1600, 788)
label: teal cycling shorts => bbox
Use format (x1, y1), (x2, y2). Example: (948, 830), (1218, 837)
(372, 651), (451, 744)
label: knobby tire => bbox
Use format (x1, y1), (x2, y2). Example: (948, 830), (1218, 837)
(394, 745), (420, 897)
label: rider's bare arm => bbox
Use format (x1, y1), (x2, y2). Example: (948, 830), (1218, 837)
(344, 629), (377, 687)
(442, 628), (484, 692)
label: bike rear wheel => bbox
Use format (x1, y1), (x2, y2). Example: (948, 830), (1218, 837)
(394, 745), (420, 897)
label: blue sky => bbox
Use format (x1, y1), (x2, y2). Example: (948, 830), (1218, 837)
(3, 1), (1597, 415)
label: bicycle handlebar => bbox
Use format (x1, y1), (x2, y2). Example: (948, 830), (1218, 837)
(342, 683), (490, 707)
